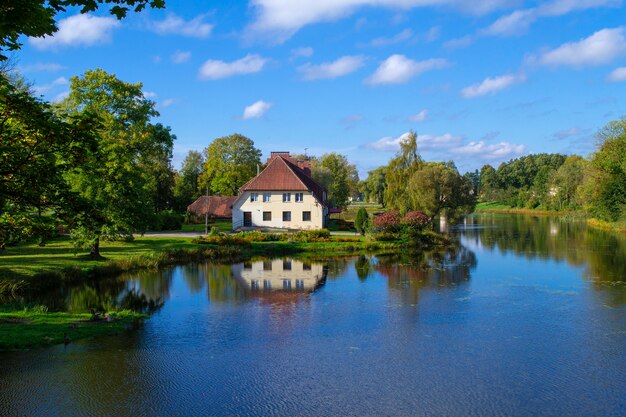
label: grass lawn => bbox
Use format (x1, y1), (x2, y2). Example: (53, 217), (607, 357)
(0, 305), (146, 350)
(180, 219), (231, 233)
(475, 201), (514, 210)
(0, 236), (198, 280)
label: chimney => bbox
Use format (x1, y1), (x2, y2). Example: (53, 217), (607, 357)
(267, 151), (292, 164)
(297, 159), (311, 177)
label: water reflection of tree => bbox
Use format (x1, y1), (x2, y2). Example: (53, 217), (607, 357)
(465, 214), (626, 304)
(200, 263), (247, 303)
(374, 244), (477, 305)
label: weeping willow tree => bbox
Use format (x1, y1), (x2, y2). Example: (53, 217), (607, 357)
(384, 131), (423, 213)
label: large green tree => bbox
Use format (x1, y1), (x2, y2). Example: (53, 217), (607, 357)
(385, 131), (423, 212)
(407, 162), (475, 224)
(361, 166), (386, 206)
(580, 117), (626, 222)
(173, 150), (205, 210)
(316, 153), (357, 209)
(0, 0), (164, 59)
(59, 68), (175, 257)
(200, 134), (261, 196)
(0, 72), (98, 247)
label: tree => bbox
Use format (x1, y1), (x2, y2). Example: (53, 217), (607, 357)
(580, 117), (626, 222)
(407, 162), (475, 224)
(0, 72), (98, 247)
(354, 207), (369, 235)
(317, 153), (357, 209)
(173, 150), (205, 211)
(549, 155), (587, 210)
(200, 134), (261, 196)
(0, 0), (165, 59)
(385, 131), (423, 212)
(361, 166), (386, 206)
(59, 68), (174, 257)
(479, 164), (498, 201)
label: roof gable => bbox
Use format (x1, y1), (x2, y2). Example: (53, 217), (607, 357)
(239, 156), (327, 205)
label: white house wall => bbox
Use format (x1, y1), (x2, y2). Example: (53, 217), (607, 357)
(233, 191), (325, 230)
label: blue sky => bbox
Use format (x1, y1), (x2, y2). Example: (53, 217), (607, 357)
(12, 0), (626, 177)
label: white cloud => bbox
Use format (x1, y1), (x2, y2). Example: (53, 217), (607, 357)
(408, 109), (428, 122)
(18, 62), (65, 73)
(171, 50), (192, 64)
(482, 9), (537, 36)
(247, 0), (517, 42)
(291, 47), (314, 59)
(150, 14), (213, 38)
(444, 35), (475, 49)
(160, 98), (176, 108)
(364, 131), (526, 162)
(30, 14), (120, 49)
(461, 73), (526, 98)
(298, 55), (365, 80)
(369, 29), (413, 47)
(607, 66), (626, 81)
(453, 141), (526, 159)
(243, 100), (272, 119)
(530, 27), (626, 67)
(198, 54), (268, 80)
(33, 76), (69, 95)
(481, 1), (619, 38)
(553, 127), (589, 139)
(143, 91), (158, 99)
(366, 55), (448, 85)
(52, 90), (70, 103)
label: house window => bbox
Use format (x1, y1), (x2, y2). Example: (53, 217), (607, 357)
(295, 192), (303, 202)
(303, 263), (311, 271)
(263, 193), (271, 202)
(263, 211), (272, 221)
(302, 211), (311, 221)
(283, 260), (292, 270)
(263, 261), (272, 271)
(263, 279), (272, 290)
(282, 211), (291, 222)
(283, 279), (292, 290)
(251, 280), (260, 290)
(296, 279), (304, 289)
(250, 193), (258, 202)
(282, 193), (291, 202)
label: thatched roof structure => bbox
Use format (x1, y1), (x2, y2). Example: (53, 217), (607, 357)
(187, 196), (236, 218)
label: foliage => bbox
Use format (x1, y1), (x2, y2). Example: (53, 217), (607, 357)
(361, 166), (386, 205)
(580, 117), (626, 222)
(354, 207), (369, 235)
(173, 150), (205, 211)
(153, 210), (183, 231)
(59, 68), (175, 256)
(0, 72), (99, 248)
(0, 0), (165, 59)
(316, 153), (358, 209)
(372, 210), (401, 233)
(385, 131), (423, 212)
(407, 162), (475, 223)
(402, 211), (429, 230)
(200, 134), (261, 196)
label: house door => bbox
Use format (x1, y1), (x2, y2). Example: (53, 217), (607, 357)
(243, 212), (252, 227)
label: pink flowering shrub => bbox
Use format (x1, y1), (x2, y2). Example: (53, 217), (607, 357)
(402, 211), (429, 230)
(372, 210), (401, 233)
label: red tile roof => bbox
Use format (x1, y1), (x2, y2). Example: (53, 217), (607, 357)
(238, 156), (327, 206)
(187, 196), (236, 217)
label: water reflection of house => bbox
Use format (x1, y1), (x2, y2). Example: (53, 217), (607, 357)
(231, 259), (326, 293)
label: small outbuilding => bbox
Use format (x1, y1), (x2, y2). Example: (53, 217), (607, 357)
(187, 195), (237, 222)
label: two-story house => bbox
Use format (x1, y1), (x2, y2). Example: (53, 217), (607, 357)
(232, 152), (329, 230)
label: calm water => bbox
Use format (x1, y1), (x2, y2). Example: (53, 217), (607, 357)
(1, 214), (624, 416)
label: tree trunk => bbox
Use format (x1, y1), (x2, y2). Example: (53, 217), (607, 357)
(89, 236), (102, 259)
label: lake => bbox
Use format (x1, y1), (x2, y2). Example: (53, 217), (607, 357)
(1, 213), (624, 416)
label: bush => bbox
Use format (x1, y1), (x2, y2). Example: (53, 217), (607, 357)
(372, 210), (401, 233)
(354, 207), (369, 235)
(402, 211), (429, 230)
(369, 232), (398, 242)
(156, 210), (183, 231)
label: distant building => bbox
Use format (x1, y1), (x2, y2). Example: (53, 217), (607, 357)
(232, 152), (329, 230)
(187, 195), (236, 222)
